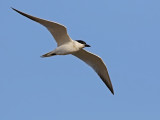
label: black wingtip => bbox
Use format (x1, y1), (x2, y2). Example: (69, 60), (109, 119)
(11, 7), (16, 11)
(111, 90), (114, 95)
(107, 83), (114, 95)
(11, 7), (21, 14)
(108, 86), (114, 95)
(107, 82), (114, 95)
(11, 7), (21, 13)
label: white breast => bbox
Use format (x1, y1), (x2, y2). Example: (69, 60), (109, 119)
(54, 41), (84, 55)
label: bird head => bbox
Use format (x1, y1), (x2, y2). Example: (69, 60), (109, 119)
(76, 40), (91, 47)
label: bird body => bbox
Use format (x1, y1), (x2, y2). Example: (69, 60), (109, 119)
(42, 40), (85, 57)
(12, 7), (114, 94)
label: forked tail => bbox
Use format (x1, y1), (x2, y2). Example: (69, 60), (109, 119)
(41, 52), (56, 58)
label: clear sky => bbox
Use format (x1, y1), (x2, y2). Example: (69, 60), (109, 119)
(0, 0), (160, 120)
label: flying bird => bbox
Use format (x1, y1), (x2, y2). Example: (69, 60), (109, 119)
(12, 8), (114, 94)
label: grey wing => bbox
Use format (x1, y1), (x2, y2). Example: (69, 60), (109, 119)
(12, 8), (72, 46)
(72, 49), (114, 94)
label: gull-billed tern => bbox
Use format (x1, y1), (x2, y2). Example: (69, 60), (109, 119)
(12, 8), (114, 94)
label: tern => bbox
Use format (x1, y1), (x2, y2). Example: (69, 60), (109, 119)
(12, 8), (114, 94)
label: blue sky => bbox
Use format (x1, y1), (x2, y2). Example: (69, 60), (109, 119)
(0, 0), (160, 119)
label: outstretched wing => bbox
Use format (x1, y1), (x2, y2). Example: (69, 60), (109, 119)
(12, 8), (72, 46)
(72, 49), (114, 94)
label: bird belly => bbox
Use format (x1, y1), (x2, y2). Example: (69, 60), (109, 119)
(54, 44), (80, 55)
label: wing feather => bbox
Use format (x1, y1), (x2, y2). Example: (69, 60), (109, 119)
(12, 8), (71, 46)
(72, 49), (114, 94)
